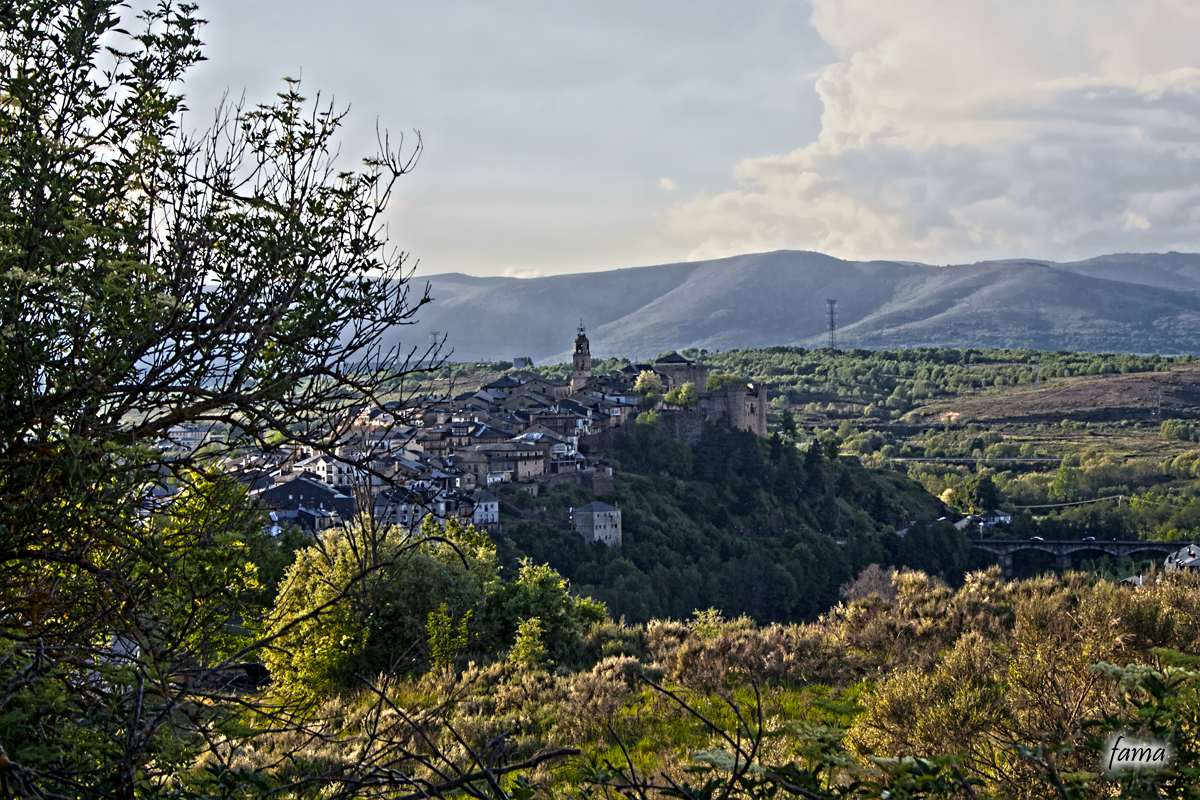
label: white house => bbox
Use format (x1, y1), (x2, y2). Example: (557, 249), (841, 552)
(469, 489), (500, 526)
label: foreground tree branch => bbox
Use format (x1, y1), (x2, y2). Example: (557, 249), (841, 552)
(0, 2), (473, 797)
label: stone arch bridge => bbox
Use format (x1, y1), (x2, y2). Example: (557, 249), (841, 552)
(971, 539), (1189, 578)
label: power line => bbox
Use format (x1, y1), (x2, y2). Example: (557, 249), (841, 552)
(1015, 494), (1127, 509)
(1015, 493), (1181, 509)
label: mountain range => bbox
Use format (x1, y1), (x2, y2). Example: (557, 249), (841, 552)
(404, 251), (1200, 363)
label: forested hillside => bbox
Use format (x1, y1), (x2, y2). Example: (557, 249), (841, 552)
(493, 420), (963, 623)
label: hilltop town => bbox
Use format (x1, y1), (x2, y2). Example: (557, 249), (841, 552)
(165, 327), (768, 547)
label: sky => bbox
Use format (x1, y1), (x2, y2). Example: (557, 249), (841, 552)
(184, 1), (1200, 277)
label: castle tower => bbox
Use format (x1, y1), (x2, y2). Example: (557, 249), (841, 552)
(572, 322), (592, 392)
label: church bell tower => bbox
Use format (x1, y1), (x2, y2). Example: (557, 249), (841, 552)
(572, 322), (592, 392)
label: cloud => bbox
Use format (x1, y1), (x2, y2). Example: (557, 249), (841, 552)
(664, 0), (1200, 262)
(660, 177), (678, 192)
(502, 265), (546, 279)
(1125, 211), (1152, 231)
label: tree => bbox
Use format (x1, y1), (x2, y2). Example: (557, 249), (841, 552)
(493, 559), (606, 663)
(823, 437), (842, 460)
(635, 369), (663, 396)
(508, 617), (548, 669)
(427, 602), (472, 670)
(680, 381), (700, 407)
(948, 473), (1002, 514)
(708, 373), (745, 392)
(0, 2), (441, 795)
(635, 409), (662, 426)
(781, 408), (798, 438)
(664, 381), (699, 408)
(1050, 464), (1084, 503)
(1161, 419), (1196, 442)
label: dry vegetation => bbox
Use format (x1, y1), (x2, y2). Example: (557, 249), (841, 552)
(911, 362), (1200, 433)
(219, 566), (1200, 798)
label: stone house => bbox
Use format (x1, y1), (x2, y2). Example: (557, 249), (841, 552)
(481, 375), (524, 397)
(257, 473), (356, 532)
(372, 484), (469, 529)
(511, 428), (578, 474)
(372, 486), (423, 529)
(452, 449), (492, 486)
(452, 447), (530, 486)
(527, 407), (593, 438)
(501, 392), (555, 412)
(574, 501), (622, 548)
(477, 408), (531, 434)
(519, 376), (572, 399)
(485, 456), (516, 484)
(162, 423), (213, 450)
(478, 442), (545, 481)
(448, 422), (510, 449)
(654, 352), (709, 394)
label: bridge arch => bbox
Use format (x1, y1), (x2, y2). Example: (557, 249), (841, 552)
(970, 540), (1197, 579)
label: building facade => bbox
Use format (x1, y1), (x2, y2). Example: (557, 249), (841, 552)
(574, 501), (621, 548)
(653, 352), (709, 394)
(469, 488), (500, 526)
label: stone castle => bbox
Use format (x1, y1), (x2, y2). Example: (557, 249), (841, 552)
(569, 327), (767, 439)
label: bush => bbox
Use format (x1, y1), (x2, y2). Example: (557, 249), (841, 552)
(263, 519), (499, 695)
(1162, 419), (1198, 442)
